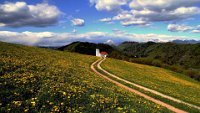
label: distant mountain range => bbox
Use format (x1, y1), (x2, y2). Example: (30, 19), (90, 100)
(171, 39), (200, 44)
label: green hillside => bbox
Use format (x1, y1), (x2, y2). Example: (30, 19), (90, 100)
(0, 42), (172, 112)
(101, 58), (200, 108)
(118, 42), (200, 81)
(119, 42), (200, 69)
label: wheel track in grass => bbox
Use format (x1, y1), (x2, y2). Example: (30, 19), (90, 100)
(91, 58), (199, 113)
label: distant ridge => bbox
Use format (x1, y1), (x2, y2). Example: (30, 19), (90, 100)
(172, 39), (200, 44)
(57, 41), (117, 56)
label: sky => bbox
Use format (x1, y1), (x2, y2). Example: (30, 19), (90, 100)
(0, 0), (200, 46)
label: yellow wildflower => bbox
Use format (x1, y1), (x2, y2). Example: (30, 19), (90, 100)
(49, 102), (53, 105)
(60, 102), (64, 106)
(53, 106), (59, 112)
(117, 107), (123, 111)
(24, 108), (29, 112)
(31, 101), (36, 107)
(62, 91), (66, 95)
(12, 101), (22, 107)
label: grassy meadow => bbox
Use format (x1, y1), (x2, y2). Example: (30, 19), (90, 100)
(101, 58), (200, 107)
(0, 42), (172, 113)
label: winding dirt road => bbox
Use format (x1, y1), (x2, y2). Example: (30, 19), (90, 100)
(91, 58), (197, 113)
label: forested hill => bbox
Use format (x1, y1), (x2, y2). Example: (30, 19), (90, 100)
(119, 42), (200, 69)
(58, 42), (116, 55)
(57, 41), (123, 58)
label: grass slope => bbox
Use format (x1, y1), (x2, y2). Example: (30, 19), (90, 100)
(0, 42), (171, 113)
(101, 58), (200, 107)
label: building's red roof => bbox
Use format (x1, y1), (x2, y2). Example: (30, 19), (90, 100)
(100, 51), (108, 55)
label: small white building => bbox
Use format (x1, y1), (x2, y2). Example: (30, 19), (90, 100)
(96, 49), (101, 57)
(96, 49), (108, 58)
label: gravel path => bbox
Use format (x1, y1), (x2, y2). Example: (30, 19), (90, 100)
(91, 58), (190, 113)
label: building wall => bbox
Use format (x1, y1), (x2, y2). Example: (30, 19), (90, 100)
(96, 49), (101, 57)
(101, 54), (107, 58)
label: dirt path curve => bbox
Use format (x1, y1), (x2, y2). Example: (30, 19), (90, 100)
(97, 58), (200, 111)
(91, 58), (188, 113)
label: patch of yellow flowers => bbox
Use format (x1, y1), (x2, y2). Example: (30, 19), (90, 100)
(0, 42), (172, 113)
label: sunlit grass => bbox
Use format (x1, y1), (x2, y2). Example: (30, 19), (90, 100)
(0, 42), (171, 112)
(101, 58), (200, 106)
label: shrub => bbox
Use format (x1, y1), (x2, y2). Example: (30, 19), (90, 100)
(169, 65), (184, 73)
(184, 69), (200, 81)
(134, 58), (153, 65)
(152, 60), (162, 67)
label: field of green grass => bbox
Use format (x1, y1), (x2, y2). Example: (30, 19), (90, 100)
(0, 42), (172, 112)
(101, 58), (200, 108)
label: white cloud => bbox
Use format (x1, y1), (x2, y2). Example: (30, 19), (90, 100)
(170, 7), (200, 18)
(72, 29), (77, 33)
(71, 18), (85, 26)
(172, 7), (200, 14)
(129, 0), (200, 11)
(89, 0), (129, 11)
(121, 18), (149, 26)
(100, 11), (150, 26)
(0, 31), (54, 45)
(192, 30), (200, 33)
(99, 17), (114, 24)
(129, 7), (200, 22)
(0, 31), (197, 46)
(95, 0), (200, 26)
(131, 9), (156, 16)
(112, 11), (132, 20)
(0, 2), (61, 27)
(167, 24), (193, 32)
(167, 24), (200, 33)
(129, 1), (200, 23)
(0, 23), (5, 27)
(99, 18), (112, 22)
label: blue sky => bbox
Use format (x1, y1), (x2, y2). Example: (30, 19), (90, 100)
(0, 0), (200, 46)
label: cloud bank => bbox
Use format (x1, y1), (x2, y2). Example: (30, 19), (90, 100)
(0, 30), (195, 47)
(168, 24), (200, 33)
(167, 24), (193, 32)
(0, 2), (61, 27)
(96, 0), (200, 26)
